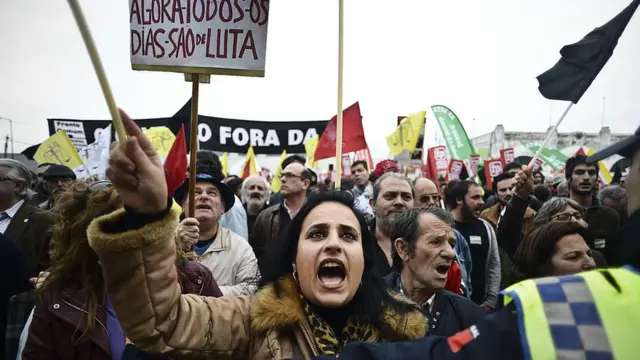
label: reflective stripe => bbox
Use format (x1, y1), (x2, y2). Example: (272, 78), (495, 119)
(534, 275), (612, 360)
(582, 269), (640, 359)
(503, 268), (640, 360)
(502, 281), (555, 360)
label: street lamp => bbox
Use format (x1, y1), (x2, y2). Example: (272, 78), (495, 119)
(0, 117), (14, 158)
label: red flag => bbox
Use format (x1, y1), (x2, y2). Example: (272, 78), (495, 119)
(575, 147), (586, 156)
(314, 102), (367, 160)
(164, 124), (188, 196)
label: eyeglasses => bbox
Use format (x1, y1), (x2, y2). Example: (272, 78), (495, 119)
(89, 180), (113, 192)
(551, 212), (584, 222)
(573, 169), (597, 176)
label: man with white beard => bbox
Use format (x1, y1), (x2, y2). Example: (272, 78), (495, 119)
(241, 175), (270, 239)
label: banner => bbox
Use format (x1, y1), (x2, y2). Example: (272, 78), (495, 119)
(80, 124), (112, 178)
(500, 148), (515, 166)
(431, 105), (475, 161)
(354, 148), (374, 170)
(448, 159), (464, 181)
(484, 159), (503, 190)
(48, 113), (327, 155)
(129, 0), (270, 77)
(520, 142), (568, 170)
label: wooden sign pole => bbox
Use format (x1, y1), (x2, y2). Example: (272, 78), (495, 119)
(184, 73), (210, 217)
(334, 0), (345, 190)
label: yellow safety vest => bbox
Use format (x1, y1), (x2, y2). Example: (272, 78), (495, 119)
(502, 267), (640, 360)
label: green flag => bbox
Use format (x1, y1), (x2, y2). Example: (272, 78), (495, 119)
(520, 141), (569, 170)
(431, 105), (475, 160)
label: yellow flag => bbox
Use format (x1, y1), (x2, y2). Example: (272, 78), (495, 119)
(386, 111), (426, 156)
(270, 150), (287, 192)
(143, 127), (176, 157)
(241, 146), (260, 177)
(304, 135), (319, 168)
(221, 152), (229, 176)
(34, 131), (84, 169)
(585, 148), (613, 184)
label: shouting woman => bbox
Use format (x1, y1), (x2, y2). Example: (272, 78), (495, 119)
(85, 111), (426, 359)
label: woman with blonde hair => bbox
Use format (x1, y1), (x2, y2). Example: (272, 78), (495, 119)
(23, 180), (222, 360)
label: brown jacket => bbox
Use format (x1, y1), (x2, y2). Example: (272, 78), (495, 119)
(480, 202), (536, 236)
(4, 203), (54, 277)
(23, 259), (223, 360)
(87, 208), (426, 360)
(250, 203), (282, 262)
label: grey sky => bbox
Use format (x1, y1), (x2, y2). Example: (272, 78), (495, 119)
(1, 0), (638, 160)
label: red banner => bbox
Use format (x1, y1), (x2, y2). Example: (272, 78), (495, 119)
(500, 148), (515, 166)
(484, 159), (504, 190)
(448, 159), (465, 181)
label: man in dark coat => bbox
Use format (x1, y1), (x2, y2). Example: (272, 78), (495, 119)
(386, 207), (484, 337)
(0, 233), (30, 358)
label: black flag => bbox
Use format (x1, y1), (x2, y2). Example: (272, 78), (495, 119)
(537, 0), (639, 103)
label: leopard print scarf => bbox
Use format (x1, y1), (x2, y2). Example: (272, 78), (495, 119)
(302, 300), (379, 355)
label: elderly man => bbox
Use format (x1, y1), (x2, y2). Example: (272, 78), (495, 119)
(414, 177), (473, 296)
(0, 159), (54, 277)
(241, 175), (270, 238)
(38, 164), (76, 210)
(369, 172), (414, 277)
(388, 207), (484, 336)
(252, 162), (310, 266)
(175, 174), (258, 296)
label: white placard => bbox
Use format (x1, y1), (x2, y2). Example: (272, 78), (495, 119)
(129, 0), (270, 76)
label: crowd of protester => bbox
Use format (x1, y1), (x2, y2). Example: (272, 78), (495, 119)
(1, 115), (638, 359)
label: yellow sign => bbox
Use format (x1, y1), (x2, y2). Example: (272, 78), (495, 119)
(34, 131), (85, 169)
(144, 127), (176, 157)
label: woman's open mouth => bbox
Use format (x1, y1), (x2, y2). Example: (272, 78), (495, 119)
(317, 259), (346, 289)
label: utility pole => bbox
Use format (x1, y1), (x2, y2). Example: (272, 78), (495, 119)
(4, 134), (8, 158)
(0, 117), (13, 158)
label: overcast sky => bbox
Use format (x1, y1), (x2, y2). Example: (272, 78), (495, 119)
(1, 0), (639, 160)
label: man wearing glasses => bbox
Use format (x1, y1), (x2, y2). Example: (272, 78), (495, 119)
(251, 162), (311, 269)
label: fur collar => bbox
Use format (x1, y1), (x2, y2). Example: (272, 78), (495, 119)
(250, 275), (426, 340)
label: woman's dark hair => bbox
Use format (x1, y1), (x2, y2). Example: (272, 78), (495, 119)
(534, 170), (545, 182)
(259, 191), (418, 328)
(511, 221), (591, 284)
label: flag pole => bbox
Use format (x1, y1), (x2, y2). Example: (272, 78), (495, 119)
(188, 75), (200, 218)
(528, 102), (574, 167)
(66, 0), (126, 150)
(334, 0), (344, 190)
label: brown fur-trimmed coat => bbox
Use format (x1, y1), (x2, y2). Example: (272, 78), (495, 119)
(87, 207), (426, 360)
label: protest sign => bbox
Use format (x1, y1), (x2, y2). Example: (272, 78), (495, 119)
(500, 148), (515, 166)
(129, 0), (270, 76)
(484, 159), (503, 190)
(448, 159), (464, 181)
(429, 146), (449, 171)
(469, 154), (480, 176)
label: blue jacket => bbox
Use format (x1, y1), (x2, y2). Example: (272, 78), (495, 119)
(454, 230), (473, 297)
